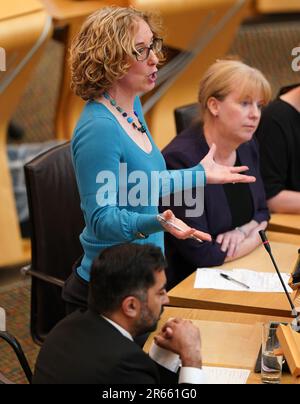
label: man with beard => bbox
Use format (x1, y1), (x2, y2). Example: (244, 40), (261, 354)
(33, 244), (203, 384)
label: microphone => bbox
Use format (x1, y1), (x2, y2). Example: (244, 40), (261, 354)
(259, 230), (300, 332)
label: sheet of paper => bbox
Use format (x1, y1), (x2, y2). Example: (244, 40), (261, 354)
(194, 268), (292, 292)
(149, 342), (181, 373)
(202, 366), (250, 384)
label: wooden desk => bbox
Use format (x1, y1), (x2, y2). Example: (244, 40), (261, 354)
(41, 0), (127, 24)
(144, 307), (295, 384)
(168, 241), (299, 317)
(269, 214), (300, 236)
(255, 0), (300, 13)
(268, 230), (300, 246)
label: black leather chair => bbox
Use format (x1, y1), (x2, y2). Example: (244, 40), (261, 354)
(23, 142), (84, 345)
(174, 103), (199, 134)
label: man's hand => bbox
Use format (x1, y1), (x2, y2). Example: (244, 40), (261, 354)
(154, 318), (202, 368)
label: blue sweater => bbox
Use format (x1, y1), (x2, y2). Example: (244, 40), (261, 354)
(72, 97), (205, 281)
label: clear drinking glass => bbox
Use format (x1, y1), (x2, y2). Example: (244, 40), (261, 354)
(261, 322), (283, 384)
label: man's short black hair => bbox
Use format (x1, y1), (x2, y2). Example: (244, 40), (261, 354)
(88, 243), (167, 314)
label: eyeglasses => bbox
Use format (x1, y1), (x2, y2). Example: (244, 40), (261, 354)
(133, 38), (163, 62)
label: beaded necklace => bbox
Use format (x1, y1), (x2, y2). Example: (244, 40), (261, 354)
(103, 92), (147, 133)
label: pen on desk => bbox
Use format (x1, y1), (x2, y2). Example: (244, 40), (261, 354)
(157, 215), (203, 243)
(219, 273), (250, 290)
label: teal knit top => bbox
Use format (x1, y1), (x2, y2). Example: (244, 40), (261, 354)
(72, 97), (205, 281)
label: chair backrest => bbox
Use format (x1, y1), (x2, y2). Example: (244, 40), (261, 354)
(24, 142), (84, 344)
(174, 103), (199, 134)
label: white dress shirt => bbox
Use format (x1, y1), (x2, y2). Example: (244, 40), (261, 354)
(102, 316), (205, 384)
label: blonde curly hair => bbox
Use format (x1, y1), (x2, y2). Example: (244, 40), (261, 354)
(70, 6), (164, 101)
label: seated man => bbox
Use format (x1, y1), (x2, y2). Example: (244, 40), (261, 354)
(33, 243), (203, 384)
(256, 84), (300, 213)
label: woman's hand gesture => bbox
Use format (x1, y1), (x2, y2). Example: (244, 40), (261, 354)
(200, 143), (256, 185)
(160, 210), (211, 242)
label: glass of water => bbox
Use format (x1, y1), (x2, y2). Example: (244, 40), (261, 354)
(261, 322), (283, 384)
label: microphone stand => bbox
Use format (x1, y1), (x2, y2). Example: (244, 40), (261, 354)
(259, 230), (300, 332)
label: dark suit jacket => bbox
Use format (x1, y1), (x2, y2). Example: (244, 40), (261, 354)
(162, 123), (269, 289)
(33, 309), (178, 384)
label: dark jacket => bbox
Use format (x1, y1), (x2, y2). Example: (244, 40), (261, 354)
(256, 98), (300, 199)
(33, 309), (177, 384)
(162, 123), (269, 289)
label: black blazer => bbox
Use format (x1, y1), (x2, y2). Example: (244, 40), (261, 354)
(33, 310), (178, 384)
(162, 123), (269, 289)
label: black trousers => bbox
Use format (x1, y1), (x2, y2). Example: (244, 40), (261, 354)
(62, 259), (89, 315)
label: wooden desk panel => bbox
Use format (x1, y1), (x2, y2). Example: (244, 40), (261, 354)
(256, 0), (300, 13)
(144, 307), (295, 384)
(0, 0), (44, 20)
(269, 214), (300, 236)
(41, 0), (112, 24)
(168, 242), (298, 317)
(192, 320), (261, 369)
(144, 307), (293, 352)
(248, 372), (294, 384)
(268, 231), (300, 246)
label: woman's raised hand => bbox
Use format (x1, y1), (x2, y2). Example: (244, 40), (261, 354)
(200, 143), (256, 185)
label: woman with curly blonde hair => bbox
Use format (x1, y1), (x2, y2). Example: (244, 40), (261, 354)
(63, 6), (255, 312)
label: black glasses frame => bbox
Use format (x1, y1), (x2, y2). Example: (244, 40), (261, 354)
(133, 38), (163, 62)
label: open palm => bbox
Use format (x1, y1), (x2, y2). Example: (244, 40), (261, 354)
(200, 144), (256, 185)
(160, 210), (211, 242)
